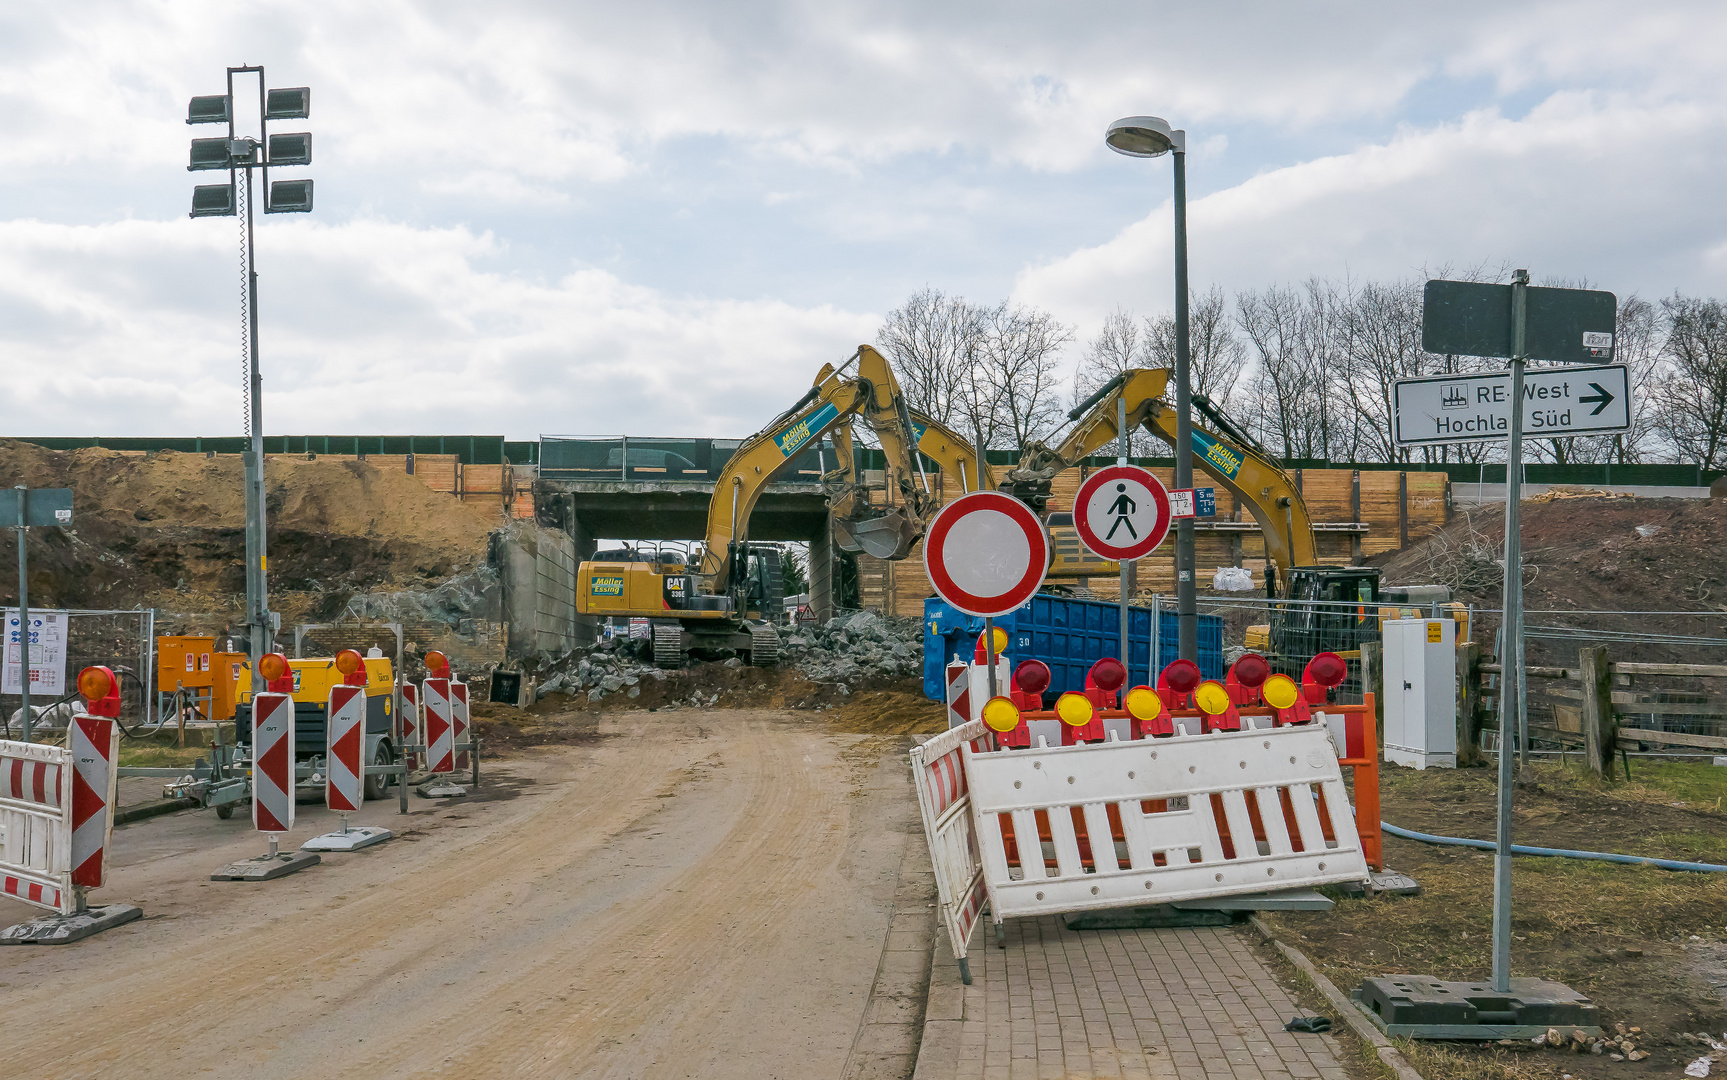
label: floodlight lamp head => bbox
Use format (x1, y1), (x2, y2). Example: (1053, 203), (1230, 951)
(1106, 116), (1183, 158)
(187, 94), (231, 125)
(265, 87), (310, 120)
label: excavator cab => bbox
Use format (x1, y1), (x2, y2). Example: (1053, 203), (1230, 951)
(1267, 567), (1383, 676)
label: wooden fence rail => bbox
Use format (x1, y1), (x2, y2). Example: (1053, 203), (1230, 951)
(1460, 645), (1727, 775)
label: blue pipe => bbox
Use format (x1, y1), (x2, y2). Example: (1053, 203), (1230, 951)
(1382, 822), (1727, 873)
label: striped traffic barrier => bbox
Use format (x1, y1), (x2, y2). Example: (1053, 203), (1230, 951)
(399, 681), (421, 771)
(908, 720), (999, 985)
(417, 651), (466, 798)
(451, 680), (470, 773)
(212, 654), (320, 881)
(0, 666), (141, 943)
(943, 660), (969, 730)
(300, 660), (393, 852)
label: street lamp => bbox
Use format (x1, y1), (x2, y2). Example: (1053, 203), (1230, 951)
(187, 66), (313, 694)
(1106, 115), (1196, 663)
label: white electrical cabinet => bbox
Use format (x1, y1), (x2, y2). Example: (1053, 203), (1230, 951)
(1382, 618), (1457, 769)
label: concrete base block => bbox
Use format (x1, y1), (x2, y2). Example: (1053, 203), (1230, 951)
(416, 778), (467, 799)
(0, 904), (143, 945)
(1371, 870), (1423, 895)
(211, 850), (321, 881)
(1354, 975), (1600, 1039)
(300, 826), (392, 852)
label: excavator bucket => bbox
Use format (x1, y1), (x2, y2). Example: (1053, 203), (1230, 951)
(849, 508), (920, 560)
(832, 516), (866, 553)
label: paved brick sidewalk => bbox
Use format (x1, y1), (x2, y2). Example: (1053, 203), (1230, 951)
(916, 917), (1350, 1080)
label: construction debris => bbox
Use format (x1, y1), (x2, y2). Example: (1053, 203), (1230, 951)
(782, 611), (924, 690)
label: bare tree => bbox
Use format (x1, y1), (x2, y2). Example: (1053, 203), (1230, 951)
(1141, 286), (1249, 404)
(1654, 293), (1727, 470)
(973, 302), (1072, 449)
(1073, 307), (1157, 455)
(874, 287), (977, 426)
(1335, 278), (1433, 463)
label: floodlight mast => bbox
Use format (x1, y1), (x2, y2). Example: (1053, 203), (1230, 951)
(187, 65), (313, 695)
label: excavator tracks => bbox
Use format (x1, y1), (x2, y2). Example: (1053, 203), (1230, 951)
(653, 625), (684, 669)
(749, 625), (780, 668)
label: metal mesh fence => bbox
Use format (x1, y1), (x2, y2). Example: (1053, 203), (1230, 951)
(4, 608), (156, 739)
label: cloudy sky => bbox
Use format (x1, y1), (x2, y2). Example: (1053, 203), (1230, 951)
(3, 1), (1724, 441)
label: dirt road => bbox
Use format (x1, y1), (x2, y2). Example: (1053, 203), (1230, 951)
(0, 709), (926, 1079)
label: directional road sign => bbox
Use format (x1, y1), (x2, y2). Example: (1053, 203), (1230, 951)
(1422, 280), (1616, 364)
(1392, 364), (1629, 446)
(0, 488), (73, 527)
(1073, 465), (1171, 562)
(923, 491), (1051, 617)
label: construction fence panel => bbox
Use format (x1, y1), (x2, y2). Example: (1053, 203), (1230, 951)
(909, 720), (998, 963)
(0, 739), (73, 914)
(964, 721), (1370, 922)
(4, 609), (155, 740)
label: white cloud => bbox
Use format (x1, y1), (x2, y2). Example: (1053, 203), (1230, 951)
(1015, 90), (1727, 340)
(0, 216), (877, 438)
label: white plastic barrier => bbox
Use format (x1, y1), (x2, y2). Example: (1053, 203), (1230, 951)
(965, 722), (1371, 922)
(1, 715), (118, 915)
(1, 740), (72, 913)
(909, 720), (997, 980)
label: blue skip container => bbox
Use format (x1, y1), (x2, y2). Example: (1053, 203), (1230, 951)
(921, 594), (1224, 702)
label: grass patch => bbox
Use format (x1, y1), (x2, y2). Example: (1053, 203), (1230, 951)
(117, 743), (209, 768)
(1622, 761), (1727, 810)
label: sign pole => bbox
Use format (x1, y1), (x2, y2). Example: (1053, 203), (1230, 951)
(1491, 268), (1530, 994)
(1118, 397), (1132, 666)
(14, 486), (28, 744)
(974, 426), (1000, 701)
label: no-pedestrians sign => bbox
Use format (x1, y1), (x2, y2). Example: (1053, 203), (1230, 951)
(1072, 465), (1172, 562)
(1392, 364), (1630, 446)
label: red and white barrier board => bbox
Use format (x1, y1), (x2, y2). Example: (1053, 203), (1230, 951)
(326, 685), (365, 813)
(400, 682), (420, 770)
(251, 692), (296, 834)
(422, 678), (453, 775)
(944, 661), (970, 730)
(909, 720), (998, 973)
(1, 715), (118, 916)
(450, 681), (470, 773)
(1, 740), (72, 914)
(69, 716), (118, 890)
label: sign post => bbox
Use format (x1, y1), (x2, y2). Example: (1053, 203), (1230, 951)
(1370, 271), (1615, 1030)
(2, 487), (73, 743)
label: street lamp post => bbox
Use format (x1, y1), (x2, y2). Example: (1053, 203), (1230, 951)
(1106, 116), (1196, 663)
(187, 68), (312, 695)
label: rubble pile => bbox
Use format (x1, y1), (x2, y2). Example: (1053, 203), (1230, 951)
(530, 642), (671, 704)
(781, 611), (924, 692)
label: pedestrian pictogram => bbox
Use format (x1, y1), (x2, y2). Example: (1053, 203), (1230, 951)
(1073, 466), (1171, 562)
(923, 491), (1051, 618)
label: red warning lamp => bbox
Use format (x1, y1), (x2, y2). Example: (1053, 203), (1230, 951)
(1012, 659), (1051, 697)
(1229, 653), (1270, 688)
(1087, 656), (1127, 694)
(1304, 652), (1347, 688)
(1159, 658), (1201, 694)
(77, 665), (121, 718)
(335, 648), (367, 686)
(424, 650), (450, 679)
(258, 651), (293, 693)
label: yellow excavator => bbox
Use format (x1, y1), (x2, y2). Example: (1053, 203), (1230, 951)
(1005, 369), (1389, 662)
(576, 345), (990, 667)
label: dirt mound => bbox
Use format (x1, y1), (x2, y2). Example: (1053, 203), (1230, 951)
(0, 440), (497, 619)
(1375, 494), (1727, 663)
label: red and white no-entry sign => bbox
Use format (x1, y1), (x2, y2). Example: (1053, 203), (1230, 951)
(1073, 465), (1172, 562)
(923, 490), (1050, 618)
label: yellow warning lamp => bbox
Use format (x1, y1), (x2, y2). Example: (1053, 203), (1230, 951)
(424, 650), (450, 679)
(1122, 685), (1161, 721)
(335, 648), (367, 686)
(1262, 673), (1300, 710)
(1054, 691), (1094, 727)
(981, 695), (1022, 733)
(77, 665), (121, 718)
(258, 651), (293, 693)
(1193, 680), (1232, 716)
(975, 626), (1008, 659)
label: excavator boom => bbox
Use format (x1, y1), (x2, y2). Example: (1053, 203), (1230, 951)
(1007, 369), (1318, 594)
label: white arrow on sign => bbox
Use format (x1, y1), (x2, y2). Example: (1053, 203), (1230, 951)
(1392, 364), (1630, 446)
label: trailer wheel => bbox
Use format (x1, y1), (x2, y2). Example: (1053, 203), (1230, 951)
(363, 744), (393, 801)
(215, 803), (234, 820)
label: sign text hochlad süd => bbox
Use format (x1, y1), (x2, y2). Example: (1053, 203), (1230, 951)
(1391, 364), (1629, 447)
